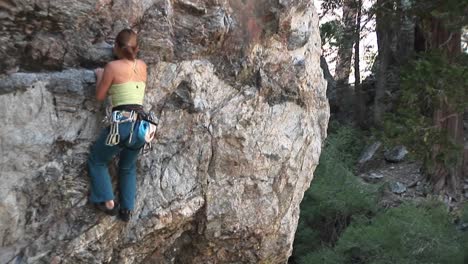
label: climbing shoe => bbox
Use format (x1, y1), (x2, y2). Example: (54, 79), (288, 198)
(119, 209), (132, 222)
(95, 202), (119, 216)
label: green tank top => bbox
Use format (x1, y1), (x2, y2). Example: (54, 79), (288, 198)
(108, 81), (146, 106)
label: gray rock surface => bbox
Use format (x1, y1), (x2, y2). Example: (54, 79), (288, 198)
(360, 172), (384, 183)
(367, 172), (384, 180)
(390, 182), (407, 194)
(0, 0), (329, 263)
(384, 145), (409, 163)
(359, 141), (382, 164)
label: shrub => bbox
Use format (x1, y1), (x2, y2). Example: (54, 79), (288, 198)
(334, 201), (465, 264)
(461, 203), (468, 263)
(299, 248), (345, 264)
(292, 125), (378, 258)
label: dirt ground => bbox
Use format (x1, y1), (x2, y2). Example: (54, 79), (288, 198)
(356, 150), (467, 213)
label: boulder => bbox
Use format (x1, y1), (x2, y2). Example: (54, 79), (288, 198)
(359, 141), (382, 164)
(0, 0), (329, 263)
(389, 182), (407, 194)
(384, 145), (408, 163)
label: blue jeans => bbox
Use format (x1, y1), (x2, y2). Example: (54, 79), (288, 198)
(88, 121), (145, 210)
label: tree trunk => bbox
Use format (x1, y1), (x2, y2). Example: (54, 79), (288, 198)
(321, 56), (338, 111)
(396, 0), (415, 65)
(354, 0), (365, 127)
(430, 101), (464, 195)
(373, 0), (393, 126)
(464, 109), (468, 178)
(374, 0), (416, 126)
(426, 17), (464, 197)
(335, 0), (358, 112)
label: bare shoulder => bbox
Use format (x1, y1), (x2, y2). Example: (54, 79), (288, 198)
(105, 61), (119, 72)
(106, 60), (129, 76)
(137, 60), (148, 81)
(137, 59), (147, 69)
(106, 60), (120, 69)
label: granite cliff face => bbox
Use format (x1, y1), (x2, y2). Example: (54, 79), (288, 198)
(0, 0), (329, 263)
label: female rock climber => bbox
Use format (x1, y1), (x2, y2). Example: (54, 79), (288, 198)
(88, 29), (148, 222)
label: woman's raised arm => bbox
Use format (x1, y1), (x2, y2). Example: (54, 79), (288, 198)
(95, 64), (114, 101)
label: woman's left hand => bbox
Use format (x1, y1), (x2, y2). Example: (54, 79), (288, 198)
(95, 68), (104, 79)
(95, 65), (113, 101)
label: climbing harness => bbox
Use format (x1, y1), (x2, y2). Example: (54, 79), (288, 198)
(104, 107), (158, 149)
(105, 110), (138, 146)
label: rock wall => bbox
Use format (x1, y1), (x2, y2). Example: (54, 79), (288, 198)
(0, 0), (329, 263)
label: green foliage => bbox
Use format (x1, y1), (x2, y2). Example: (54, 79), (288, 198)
(320, 19), (343, 46)
(401, 53), (468, 113)
(326, 121), (367, 168)
(299, 248), (345, 264)
(333, 202), (465, 264)
(292, 124), (378, 258)
(461, 203), (468, 263)
(414, 0), (468, 30)
(297, 202), (465, 264)
(320, 0), (343, 13)
(381, 52), (468, 167)
(461, 202), (468, 223)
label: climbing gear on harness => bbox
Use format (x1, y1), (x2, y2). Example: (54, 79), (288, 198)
(106, 120), (120, 145)
(139, 120), (157, 143)
(105, 110), (138, 146)
(128, 119), (136, 144)
(136, 110), (158, 153)
(137, 111), (157, 144)
(103, 103), (158, 151)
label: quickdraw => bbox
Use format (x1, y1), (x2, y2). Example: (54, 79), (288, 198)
(106, 120), (120, 145)
(105, 110), (137, 146)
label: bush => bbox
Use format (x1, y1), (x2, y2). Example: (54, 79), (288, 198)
(297, 202), (464, 264)
(299, 248), (345, 264)
(333, 201), (465, 264)
(461, 203), (468, 263)
(292, 125), (378, 258)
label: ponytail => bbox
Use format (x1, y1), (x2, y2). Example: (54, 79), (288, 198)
(121, 45), (138, 60)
